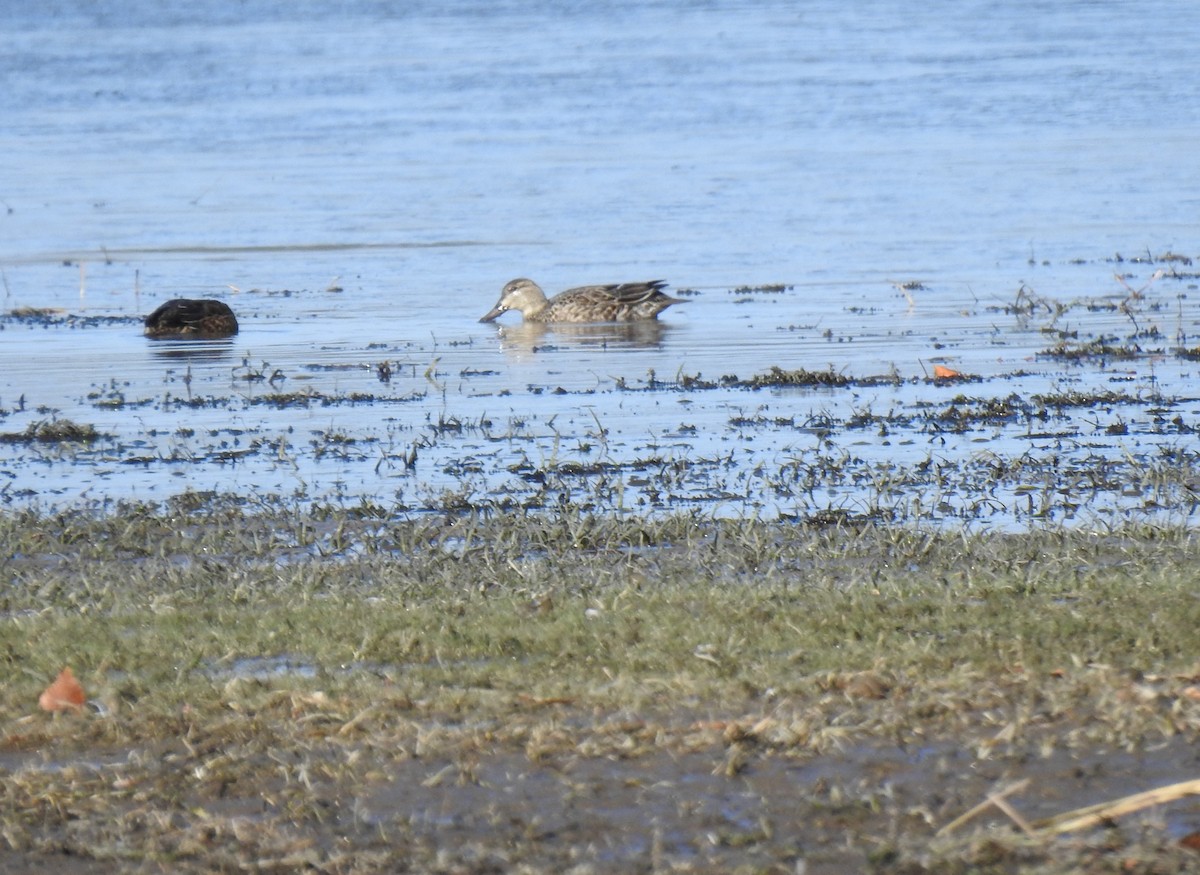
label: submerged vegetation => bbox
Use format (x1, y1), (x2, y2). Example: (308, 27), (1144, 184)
(3, 502), (1200, 871)
(0, 417), (103, 444)
(3, 260), (1200, 530)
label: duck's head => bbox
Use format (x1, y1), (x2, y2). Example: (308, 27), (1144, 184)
(479, 278), (546, 322)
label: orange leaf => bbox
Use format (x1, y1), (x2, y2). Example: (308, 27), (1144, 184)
(932, 364), (966, 380)
(38, 667), (86, 713)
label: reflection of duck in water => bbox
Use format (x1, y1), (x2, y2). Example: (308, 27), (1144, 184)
(496, 319), (672, 354)
(144, 299), (238, 339)
(480, 278), (684, 324)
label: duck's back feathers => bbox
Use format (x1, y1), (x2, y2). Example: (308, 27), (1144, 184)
(144, 299), (238, 339)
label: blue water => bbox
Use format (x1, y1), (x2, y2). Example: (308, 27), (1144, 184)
(1, 0), (1198, 523)
(5, 1), (1197, 274)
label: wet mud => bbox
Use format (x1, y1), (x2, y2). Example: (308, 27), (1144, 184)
(2, 722), (1199, 873)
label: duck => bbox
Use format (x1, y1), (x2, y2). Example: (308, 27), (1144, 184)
(144, 299), (238, 339)
(479, 278), (684, 324)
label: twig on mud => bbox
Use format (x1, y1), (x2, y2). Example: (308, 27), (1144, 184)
(1032, 777), (1200, 836)
(936, 779), (1031, 836)
(938, 776), (1200, 839)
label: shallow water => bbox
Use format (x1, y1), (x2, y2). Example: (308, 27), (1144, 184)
(2, 1), (1199, 526)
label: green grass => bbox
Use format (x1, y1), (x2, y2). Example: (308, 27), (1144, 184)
(3, 503), (1200, 871)
(4, 507), (1200, 723)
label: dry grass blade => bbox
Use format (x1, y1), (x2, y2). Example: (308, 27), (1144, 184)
(936, 779), (1030, 836)
(940, 777), (1200, 839)
(991, 791), (1035, 837)
(1032, 778), (1200, 836)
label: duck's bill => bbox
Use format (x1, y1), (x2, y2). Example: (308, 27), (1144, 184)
(478, 306), (505, 323)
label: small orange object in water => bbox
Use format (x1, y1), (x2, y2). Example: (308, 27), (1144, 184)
(38, 667), (86, 713)
(933, 364), (966, 380)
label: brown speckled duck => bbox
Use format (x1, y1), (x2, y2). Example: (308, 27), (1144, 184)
(479, 278), (684, 324)
(144, 299), (238, 339)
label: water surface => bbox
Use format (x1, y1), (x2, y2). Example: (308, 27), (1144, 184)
(2, 0), (1198, 526)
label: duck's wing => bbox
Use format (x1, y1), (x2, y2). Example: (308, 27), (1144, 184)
(145, 299), (204, 328)
(568, 280), (670, 305)
(145, 299), (236, 331)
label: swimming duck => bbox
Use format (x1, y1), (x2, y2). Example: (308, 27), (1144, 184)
(479, 278), (684, 324)
(144, 299), (238, 339)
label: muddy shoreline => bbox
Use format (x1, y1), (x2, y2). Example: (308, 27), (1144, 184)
(3, 510), (1200, 872)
